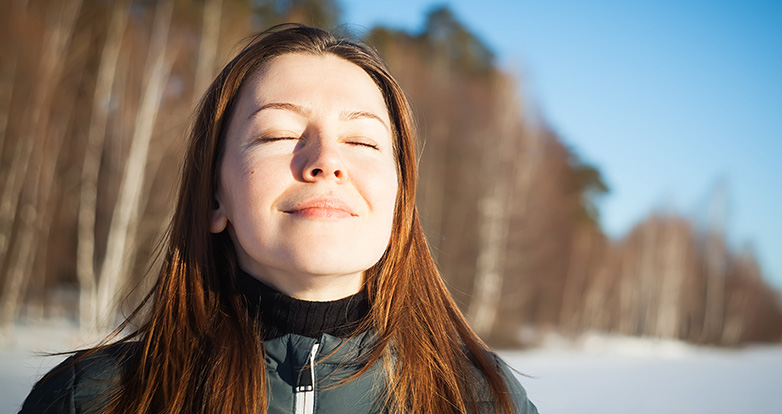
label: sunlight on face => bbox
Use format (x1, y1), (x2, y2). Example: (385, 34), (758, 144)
(211, 53), (398, 300)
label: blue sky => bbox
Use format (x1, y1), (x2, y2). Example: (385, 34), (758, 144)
(339, 0), (782, 289)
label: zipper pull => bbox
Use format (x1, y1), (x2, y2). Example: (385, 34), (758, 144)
(295, 341), (320, 414)
(296, 341), (320, 392)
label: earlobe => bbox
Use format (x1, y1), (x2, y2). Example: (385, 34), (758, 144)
(209, 201), (228, 233)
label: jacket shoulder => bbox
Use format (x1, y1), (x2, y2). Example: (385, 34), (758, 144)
(470, 352), (538, 414)
(495, 356), (538, 414)
(19, 342), (137, 414)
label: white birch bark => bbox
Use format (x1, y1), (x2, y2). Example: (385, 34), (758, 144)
(618, 247), (639, 334)
(194, 0), (222, 97)
(655, 221), (685, 338)
(0, 198), (39, 328)
(467, 79), (528, 337)
(95, 0), (175, 331)
(2, 115), (69, 327)
(701, 182), (728, 342)
(701, 233), (726, 341)
(0, 0), (82, 329)
(638, 219), (659, 335)
(77, 0), (130, 332)
(0, 129), (34, 271)
(583, 252), (613, 330)
(561, 228), (592, 331)
(0, 59), (16, 164)
(0, 58), (15, 258)
(721, 247), (758, 344)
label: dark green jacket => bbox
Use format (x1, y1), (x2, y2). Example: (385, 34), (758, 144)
(20, 331), (537, 413)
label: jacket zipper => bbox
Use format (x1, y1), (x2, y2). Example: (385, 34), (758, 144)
(294, 341), (320, 414)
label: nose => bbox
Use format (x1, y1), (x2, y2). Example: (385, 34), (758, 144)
(300, 140), (347, 183)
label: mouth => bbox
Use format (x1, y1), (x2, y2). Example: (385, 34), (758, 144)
(283, 198), (358, 219)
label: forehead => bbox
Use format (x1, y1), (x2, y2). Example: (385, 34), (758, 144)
(234, 53), (390, 124)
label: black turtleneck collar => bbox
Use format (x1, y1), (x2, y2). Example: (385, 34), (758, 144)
(236, 269), (370, 340)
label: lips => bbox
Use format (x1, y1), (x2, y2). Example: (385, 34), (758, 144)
(283, 197), (357, 219)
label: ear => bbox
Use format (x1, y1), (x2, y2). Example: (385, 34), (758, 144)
(210, 198), (228, 233)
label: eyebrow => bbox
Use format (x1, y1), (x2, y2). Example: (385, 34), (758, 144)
(249, 102), (389, 131)
(249, 102), (310, 119)
(340, 110), (390, 131)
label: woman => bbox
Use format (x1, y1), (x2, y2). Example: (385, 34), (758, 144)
(21, 25), (537, 414)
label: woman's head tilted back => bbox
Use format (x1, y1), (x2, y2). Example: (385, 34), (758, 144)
(171, 25), (418, 301)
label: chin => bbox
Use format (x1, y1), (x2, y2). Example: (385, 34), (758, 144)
(289, 251), (380, 278)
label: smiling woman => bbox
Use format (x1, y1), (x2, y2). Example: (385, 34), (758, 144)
(212, 53), (399, 301)
(19, 25), (537, 414)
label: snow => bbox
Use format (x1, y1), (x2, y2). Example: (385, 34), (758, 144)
(2, 324), (781, 414)
(504, 333), (782, 414)
(0, 320), (102, 414)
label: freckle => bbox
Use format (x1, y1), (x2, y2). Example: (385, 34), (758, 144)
(251, 170), (255, 175)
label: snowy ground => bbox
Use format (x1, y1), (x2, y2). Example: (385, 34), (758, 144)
(505, 333), (782, 414)
(0, 319), (117, 414)
(2, 322), (781, 414)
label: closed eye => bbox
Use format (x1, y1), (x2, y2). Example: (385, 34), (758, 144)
(344, 137), (379, 150)
(349, 141), (379, 149)
(259, 137), (299, 142)
(257, 136), (299, 143)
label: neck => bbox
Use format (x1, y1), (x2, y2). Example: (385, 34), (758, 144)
(237, 269), (370, 340)
(240, 266), (364, 302)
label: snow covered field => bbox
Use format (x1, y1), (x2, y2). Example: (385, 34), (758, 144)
(2, 322), (781, 414)
(505, 334), (782, 414)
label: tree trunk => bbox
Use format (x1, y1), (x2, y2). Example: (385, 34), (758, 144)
(0, 199), (38, 328)
(700, 182), (728, 343)
(655, 221), (685, 338)
(701, 233), (726, 342)
(95, 0), (175, 331)
(637, 219), (659, 336)
(467, 79), (522, 338)
(77, 0), (130, 332)
(561, 228), (592, 332)
(1, 115), (67, 327)
(0, 59), (16, 166)
(0, 0), (82, 330)
(618, 246), (639, 335)
(193, 0), (222, 98)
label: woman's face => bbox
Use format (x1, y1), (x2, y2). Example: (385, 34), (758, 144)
(211, 53), (398, 300)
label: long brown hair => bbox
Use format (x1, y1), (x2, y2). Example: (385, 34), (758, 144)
(97, 24), (517, 414)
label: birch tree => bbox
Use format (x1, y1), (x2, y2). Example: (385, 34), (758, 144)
(560, 227), (594, 331)
(95, 0), (176, 331)
(654, 218), (690, 338)
(194, 0), (223, 98)
(77, 0), (131, 331)
(700, 181), (729, 342)
(467, 77), (522, 337)
(0, 0), (83, 329)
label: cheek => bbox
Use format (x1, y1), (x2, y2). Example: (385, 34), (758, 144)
(370, 163), (400, 222)
(220, 157), (269, 219)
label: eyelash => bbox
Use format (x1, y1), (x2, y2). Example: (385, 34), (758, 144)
(348, 141), (379, 150)
(257, 136), (380, 151)
(259, 136), (297, 142)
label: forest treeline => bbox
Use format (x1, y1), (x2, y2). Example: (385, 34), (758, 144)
(1, 0), (780, 346)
